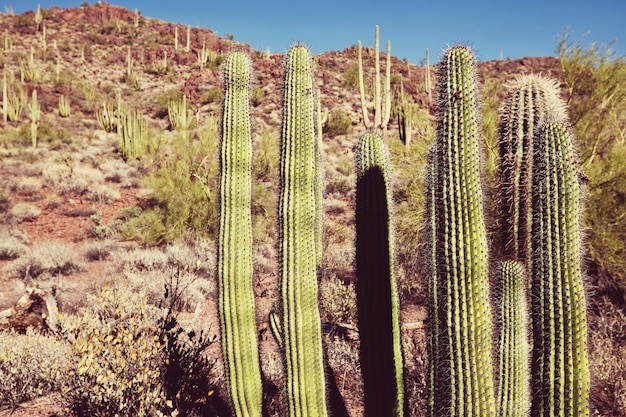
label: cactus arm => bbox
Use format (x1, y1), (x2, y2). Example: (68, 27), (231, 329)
(358, 40), (373, 129)
(355, 131), (404, 417)
(382, 40), (391, 129)
(217, 51), (263, 417)
(279, 44), (328, 417)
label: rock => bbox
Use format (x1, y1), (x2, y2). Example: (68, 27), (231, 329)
(0, 287), (58, 333)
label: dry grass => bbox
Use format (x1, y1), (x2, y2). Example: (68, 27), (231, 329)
(8, 240), (85, 280)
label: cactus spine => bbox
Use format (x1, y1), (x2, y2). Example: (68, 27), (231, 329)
(217, 51), (263, 417)
(355, 131), (404, 417)
(426, 45), (496, 417)
(497, 261), (530, 417)
(279, 44), (328, 417)
(498, 74), (567, 264)
(529, 123), (589, 417)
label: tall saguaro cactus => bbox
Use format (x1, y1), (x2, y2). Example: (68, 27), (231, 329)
(217, 51), (263, 417)
(529, 122), (589, 417)
(426, 45), (496, 417)
(279, 44), (328, 417)
(497, 74), (567, 263)
(355, 131), (404, 417)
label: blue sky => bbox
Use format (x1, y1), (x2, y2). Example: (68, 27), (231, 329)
(12, 1), (626, 63)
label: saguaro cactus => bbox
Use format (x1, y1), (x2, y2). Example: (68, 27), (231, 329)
(497, 74), (567, 263)
(357, 25), (391, 131)
(279, 44), (328, 417)
(529, 122), (589, 417)
(497, 261), (530, 417)
(355, 131), (404, 417)
(29, 89), (40, 148)
(426, 45), (496, 417)
(217, 51), (263, 417)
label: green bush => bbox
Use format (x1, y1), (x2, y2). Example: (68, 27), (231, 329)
(121, 120), (220, 244)
(558, 33), (626, 300)
(343, 64), (360, 91)
(324, 108), (353, 137)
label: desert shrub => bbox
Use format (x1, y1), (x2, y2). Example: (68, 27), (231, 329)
(324, 108), (353, 137)
(320, 278), (357, 325)
(0, 330), (72, 410)
(11, 177), (42, 196)
(10, 202), (41, 221)
(60, 273), (221, 417)
(60, 285), (170, 417)
(558, 34), (626, 300)
(251, 85), (265, 107)
(155, 88), (184, 119)
(200, 88), (222, 105)
(11, 240), (85, 279)
(121, 119), (219, 244)
(81, 239), (118, 261)
(589, 298), (626, 415)
(0, 234), (27, 260)
(343, 64), (360, 91)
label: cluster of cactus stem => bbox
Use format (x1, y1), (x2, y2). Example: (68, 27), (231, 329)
(424, 47), (589, 417)
(118, 103), (147, 159)
(58, 95), (71, 117)
(167, 94), (193, 133)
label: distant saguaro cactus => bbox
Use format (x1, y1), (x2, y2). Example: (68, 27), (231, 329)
(529, 122), (589, 417)
(357, 25), (391, 131)
(217, 50), (263, 417)
(426, 45), (496, 417)
(355, 131), (404, 417)
(279, 44), (328, 417)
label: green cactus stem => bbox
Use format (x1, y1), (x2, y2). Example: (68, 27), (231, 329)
(355, 131), (404, 417)
(217, 50), (263, 417)
(497, 74), (567, 263)
(497, 260), (530, 417)
(529, 122), (589, 417)
(426, 45), (496, 417)
(279, 44), (328, 417)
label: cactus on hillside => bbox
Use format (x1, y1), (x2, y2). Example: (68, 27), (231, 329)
(118, 104), (147, 159)
(58, 94), (71, 117)
(529, 122), (589, 417)
(279, 44), (328, 417)
(217, 50), (263, 417)
(425, 45), (496, 417)
(355, 131), (404, 417)
(358, 25), (391, 131)
(29, 89), (40, 148)
(496, 260), (530, 417)
(497, 74), (567, 264)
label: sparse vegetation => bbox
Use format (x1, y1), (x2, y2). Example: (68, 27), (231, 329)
(0, 6), (622, 417)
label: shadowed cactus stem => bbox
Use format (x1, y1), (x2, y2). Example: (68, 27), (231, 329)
(426, 45), (496, 417)
(355, 131), (404, 417)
